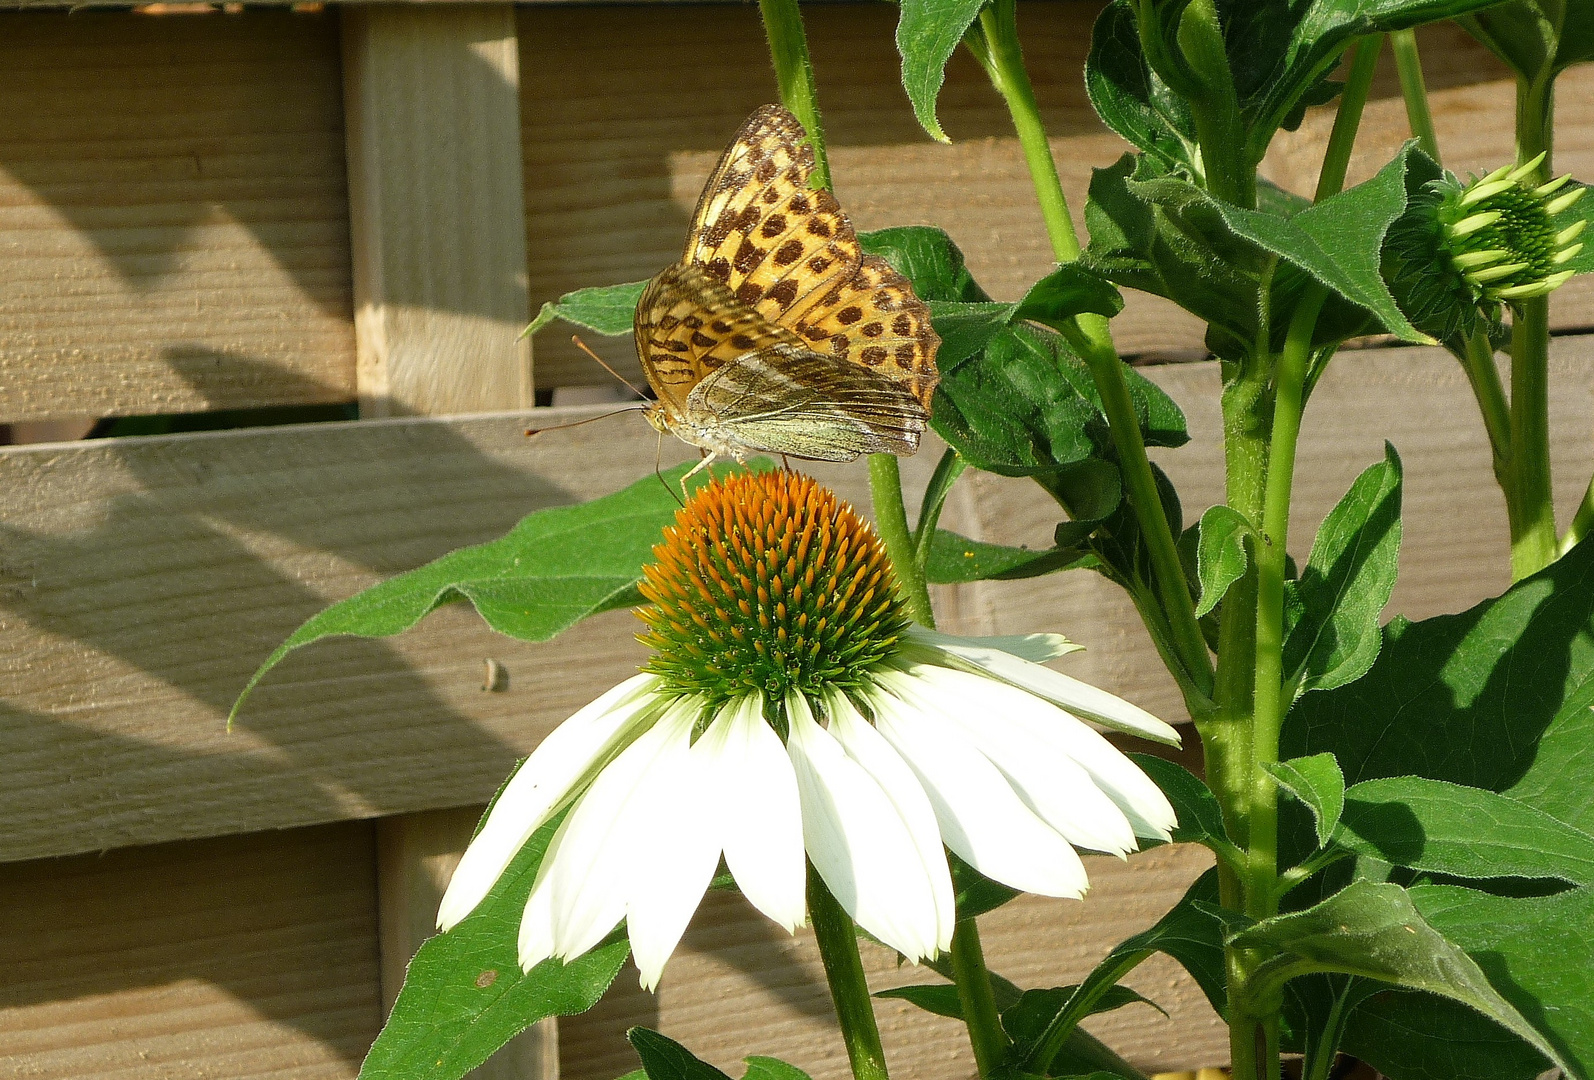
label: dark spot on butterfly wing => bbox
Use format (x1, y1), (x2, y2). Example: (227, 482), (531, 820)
(705, 258), (732, 283)
(773, 239), (805, 267)
(836, 306), (863, 325)
(859, 346), (888, 366)
(892, 314), (914, 336)
(766, 278), (799, 309)
(861, 322), (883, 338)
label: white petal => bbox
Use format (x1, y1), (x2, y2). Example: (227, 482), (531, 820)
(700, 694), (806, 932)
(823, 687), (956, 953)
(518, 864), (557, 971)
(907, 624), (1080, 663)
(784, 692), (942, 961)
(865, 678), (1088, 899)
(546, 696), (701, 963)
(890, 665), (1138, 855)
(627, 705), (722, 991)
(905, 627), (1180, 746)
(438, 672), (666, 930)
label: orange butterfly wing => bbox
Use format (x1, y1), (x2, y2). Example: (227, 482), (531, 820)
(681, 105), (940, 410)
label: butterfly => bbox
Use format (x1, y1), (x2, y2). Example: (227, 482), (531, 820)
(634, 104), (940, 481)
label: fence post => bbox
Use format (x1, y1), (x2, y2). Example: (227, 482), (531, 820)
(341, 7), (552, 1076)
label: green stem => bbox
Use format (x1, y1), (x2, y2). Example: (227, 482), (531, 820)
(977, 0), (1214, 700)
(808, 869), (891, 1080)
(950, 919), (1009, 1078)
(1178, 0), (1254, 206)
(1561, 476), (1594, 556)
(1509, 73), (1557, 580)
(1302, 981), (1358, 1080)
(757, 0), (830, 191)
(1461, 327), (1512, 484)
(1390, 29), (1440, 163)
(913, 448), (967, 574)
(870, 454), (935, 627)
(1315, 37), (1383, 202)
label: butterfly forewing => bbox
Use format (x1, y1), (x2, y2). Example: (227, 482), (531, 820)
(681, 105), (940, 411)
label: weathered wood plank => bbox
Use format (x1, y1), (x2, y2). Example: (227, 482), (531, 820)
(560, 844), (1226, 1079)
(4, 337), (1591, 858)
(343, 5), (534, 415)
(0, 821), (382, 1079)
(0, 10), (356, 424)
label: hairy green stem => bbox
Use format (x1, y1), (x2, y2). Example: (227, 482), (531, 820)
(1390, 30), (1440, 162)
(1316, 37), (1382, 202)
(757, 0), (830, 191)
(951, 919), (1009, 1077)
(870, 454), (935, 627)
(808, 870), (891, 1080)
(1562, 478), (1594, 555)
(978, 0), (1214, 700)
(1461, 328), (1512, 483)
(1178, 0), (1254, 206)
(1510, 74), (1557, 580)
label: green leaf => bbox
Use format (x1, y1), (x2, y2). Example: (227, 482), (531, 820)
(999, 984), (1165, 1071)
(741, 1059), (816, 1080)
(1012, 264), (1126, 327)
(1129, 754), (1239, 864)
(860, 226), (990, 304)
(1084, 1), (1198, 170)
(1193, 505), (1253, 618)
(527, 280), (648, 337)
(359, 816), (630, 1080)
(1282, 444), (1403, 698)
(232, 462), (761, 723)
(1229, 881), (1573, 1077)
(1460, 0), (1594, 83)
(950, 851), (1024, 920)
(1266, 753), (1345, 848)
(1412, 884), (1594, 1077)
(873, 982), (967, 1020)
(895, 0), (988, 143)
(1011, 870), (1228, 1072)
(1283, 531), (1594, 833)
(924, 529), (1089, 584)
(629, 1029), (737, 1080)
(1338, 777), (1594, 884)
(1343, 990), (1552, 1080)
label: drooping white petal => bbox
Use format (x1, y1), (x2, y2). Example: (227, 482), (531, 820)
(904, 627), (1179, 746)
(545, 696), (702, 964)
(517, 862), (557, 971)
(907, 625), (1081, 663)
(784, 692), (942, 961)
(890, 664), (1137, 856)
(439, 672), (667, 931)
(699, 693), (806, 932)
(865, 677), (1089, 900)
(823, 687), (956, 953)
(627, 703), (722, 991)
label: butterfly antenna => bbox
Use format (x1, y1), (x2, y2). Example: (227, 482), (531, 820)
(571, 335), (649, 400)
(524, 404), (646, 439)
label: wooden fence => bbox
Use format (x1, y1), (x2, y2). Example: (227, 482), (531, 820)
(1, 4), (1590, 1078)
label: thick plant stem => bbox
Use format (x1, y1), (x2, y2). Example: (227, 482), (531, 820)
(1178, 0), (1253, 207)
(808, 870), (891, 1080)
(757, 0), (830, 191)
(1390, 30), (1440, 162)
(951, 919), (1009, 1077)
(869, 454), (935, 626)
(978, 0), (1214, 700)
(1509, 73), (1557, 580)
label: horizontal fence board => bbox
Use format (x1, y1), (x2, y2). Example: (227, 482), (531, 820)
(561, 844), (1225, 1079)
(520, 6), (1594, 389)
(5, 337), (1592, 859)
(0, 408), (950, 863)
(0, 10), (355, 424)
(0, 820), (381, 1079)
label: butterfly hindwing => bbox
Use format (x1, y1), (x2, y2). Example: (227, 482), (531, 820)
(687, 343), (923, 461)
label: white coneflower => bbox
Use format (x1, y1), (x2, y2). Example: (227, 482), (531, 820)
(436, 471), (1178, 991)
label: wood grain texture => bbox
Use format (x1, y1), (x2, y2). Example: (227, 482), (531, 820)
(519, 4), (1594, 389)
(0, 10), (356, 424)
(957, 335), (1594, 724)
(0, 409), (950, 864)
(560, 844), (1225, 1079)
(343, 5), (534, 416)
(0, 821), (382, 1079)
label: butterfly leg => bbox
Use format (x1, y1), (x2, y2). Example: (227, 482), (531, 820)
(679, 450), (718, 500)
